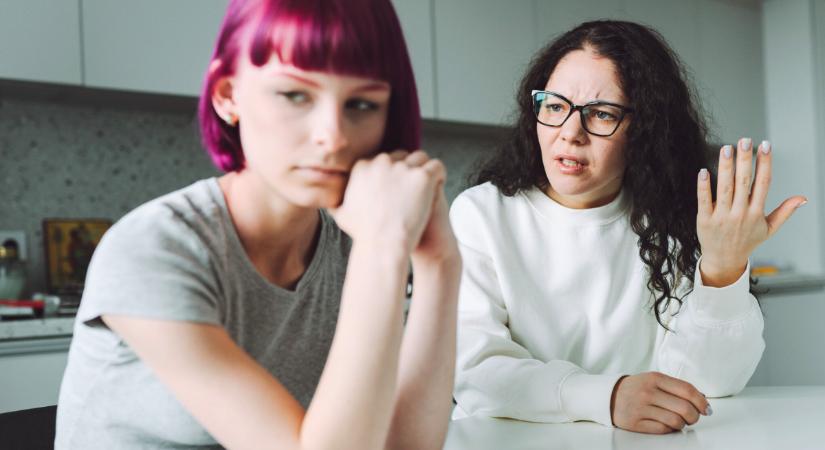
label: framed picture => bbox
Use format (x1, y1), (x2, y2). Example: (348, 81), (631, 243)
(43, 218), (112, 295)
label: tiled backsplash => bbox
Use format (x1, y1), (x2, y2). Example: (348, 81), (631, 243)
(0, 86), (502, 296)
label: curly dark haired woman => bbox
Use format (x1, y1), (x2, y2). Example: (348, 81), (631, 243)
(449, 20), (806, 435)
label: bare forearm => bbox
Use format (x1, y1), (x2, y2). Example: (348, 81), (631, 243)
(301, 240), (409, 450)
(386, 256), (461, 450)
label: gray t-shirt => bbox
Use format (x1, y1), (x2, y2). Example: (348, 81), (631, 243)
(55, 178), (351, 449)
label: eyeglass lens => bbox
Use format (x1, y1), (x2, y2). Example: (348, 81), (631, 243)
(533, 91), (624, 136)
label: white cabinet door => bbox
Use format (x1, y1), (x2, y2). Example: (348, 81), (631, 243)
(0, 0), (82, 85)
(695, 0), (765, 143)
(0, 350), (69, 413)
(392, 0), (437, 119)
(434, 0), (536, 125)
(534, 0), (624, 50)
(621, 0), (701, 74)
(82, 0), (228, 96)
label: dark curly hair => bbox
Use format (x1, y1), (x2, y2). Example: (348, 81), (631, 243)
(473, 20), (755, 328)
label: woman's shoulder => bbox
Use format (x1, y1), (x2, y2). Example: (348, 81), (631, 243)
(450, 182), (529, 222)
(449, 182), (533, 246)
(97, 178), (227, 264)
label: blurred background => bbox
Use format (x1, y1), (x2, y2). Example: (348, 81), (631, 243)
(1, 0), (823, 413)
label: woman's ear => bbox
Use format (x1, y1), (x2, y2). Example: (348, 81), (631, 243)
(210, 60), (239, 127)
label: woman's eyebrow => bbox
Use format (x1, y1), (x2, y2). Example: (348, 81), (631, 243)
(352, 82), (390, 93)
(268, 71), (321, 87)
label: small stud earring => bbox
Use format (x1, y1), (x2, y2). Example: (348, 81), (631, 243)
(223, 113), (238, 127)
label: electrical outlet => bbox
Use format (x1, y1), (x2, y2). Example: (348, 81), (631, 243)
(0, 230), (27, 261)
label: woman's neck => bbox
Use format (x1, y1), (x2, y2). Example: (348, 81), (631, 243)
(218, 171), (321, 290)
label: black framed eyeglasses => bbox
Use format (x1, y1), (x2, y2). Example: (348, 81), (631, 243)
(531, 90), (633, 137)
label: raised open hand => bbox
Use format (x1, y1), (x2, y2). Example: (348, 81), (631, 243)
(696, 138), (807, 287)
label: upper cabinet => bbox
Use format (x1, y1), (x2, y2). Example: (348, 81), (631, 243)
(0, 0), (82, 85)
(434, 0), (536, 126)
(392, 0), (437, 119)
(694, 0), (765, 143)
(0, 0), (768, 139)
(81, 0), (228, 96)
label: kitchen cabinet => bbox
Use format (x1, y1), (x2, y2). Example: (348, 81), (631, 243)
(434, 0), (536, 126)
(0, 0), (82, 85)
(0, 345), (69, 413)
(749, 289), (825, 386)
(392, 0), (437, 119)
(533, 0), (624, 49)
(81, 0), (228, 96)
(695, 0), (765, 144)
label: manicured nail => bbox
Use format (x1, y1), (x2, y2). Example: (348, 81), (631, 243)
(741, 137), (752, 151)
(761, 140), (771, 154)
(723, 145), (732, 159)
(797, 200), (808, 209)
(706, 404), (713, 416)
(699, 168), (709, 180)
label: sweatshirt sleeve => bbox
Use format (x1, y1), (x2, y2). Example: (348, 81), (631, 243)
(450, 192), (623, 426)
(656, 258), (765, 397)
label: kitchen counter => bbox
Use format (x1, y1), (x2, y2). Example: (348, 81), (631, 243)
(445, 386), (825, 450)
(0, 317), (75, 356)
(754, 272), (825, 295)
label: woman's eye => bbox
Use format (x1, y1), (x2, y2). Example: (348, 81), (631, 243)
(545, 103), (565, 112)
(346, 99), (379, 112)
(593, 110), (617, 121)
(278, 91), (310, 104)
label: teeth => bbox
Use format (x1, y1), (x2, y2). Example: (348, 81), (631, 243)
(561, 159), (581, 167)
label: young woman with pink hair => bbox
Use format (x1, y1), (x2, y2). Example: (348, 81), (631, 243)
(55, 1), (460, 448)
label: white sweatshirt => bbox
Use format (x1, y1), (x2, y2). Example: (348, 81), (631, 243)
(449, 182), (765, 426)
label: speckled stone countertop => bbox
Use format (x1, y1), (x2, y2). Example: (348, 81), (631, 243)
(0, 317), (75, 340)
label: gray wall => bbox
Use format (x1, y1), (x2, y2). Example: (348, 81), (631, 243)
(0, 86), (500, 297)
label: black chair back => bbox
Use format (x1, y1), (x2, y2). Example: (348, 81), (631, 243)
(0, 405), (57, 450)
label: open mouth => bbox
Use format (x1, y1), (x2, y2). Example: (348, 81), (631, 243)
(560, 158), (583, 167)
(554, 155), (587, 173)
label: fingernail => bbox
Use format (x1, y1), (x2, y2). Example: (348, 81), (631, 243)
(741, 137), (752, 151)
(706, 404), (713, 416)
(723, 145), (732, 159)
(699, 168), (709, 180)
(761, 140), (771, 154)
(797, 200), (808, 209)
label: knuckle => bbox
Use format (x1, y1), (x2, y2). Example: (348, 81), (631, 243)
(654, 423), (671, 434)
(668, 416), (685, 430)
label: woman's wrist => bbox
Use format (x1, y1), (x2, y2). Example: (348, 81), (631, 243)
(610, 375), (630, 426)
(699, 257), (748, 288)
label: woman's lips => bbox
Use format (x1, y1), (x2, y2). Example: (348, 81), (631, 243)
(296, 166), (348, 182)
(554, 156), (587, 175)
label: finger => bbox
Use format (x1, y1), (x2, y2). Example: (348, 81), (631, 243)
(643, 405), (686, 432)
(697, 168), (713, 218)
(404, 150), (430, 167)
(732, 138), (754, 211)
(766, 196), (808, 237)
(715, 144), (735, 211)
(636, 419), (674, 435)
(749, 140), (773, 213)
(655, 373), (709, 415)
(387, 150), (409, 162)
(421, 158), (447, 185)
(652, 390), (702, 425)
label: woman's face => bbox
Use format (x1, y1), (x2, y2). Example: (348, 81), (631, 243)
(537, 48), (630, 209)
(214, 53), (391, 208)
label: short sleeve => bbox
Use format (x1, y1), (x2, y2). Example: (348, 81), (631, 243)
(77, 202), (222, 328)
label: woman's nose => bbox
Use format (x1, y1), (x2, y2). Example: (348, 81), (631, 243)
(559, 109), (587, 143)
(312, 107), (349, 153)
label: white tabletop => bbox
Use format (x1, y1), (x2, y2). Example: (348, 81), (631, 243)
(444, 386), (825, 450)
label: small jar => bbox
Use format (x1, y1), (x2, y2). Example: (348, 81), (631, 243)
(0, 240), (26, 299)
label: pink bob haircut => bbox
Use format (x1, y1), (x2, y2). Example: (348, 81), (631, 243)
(198, 0), (421, 172)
